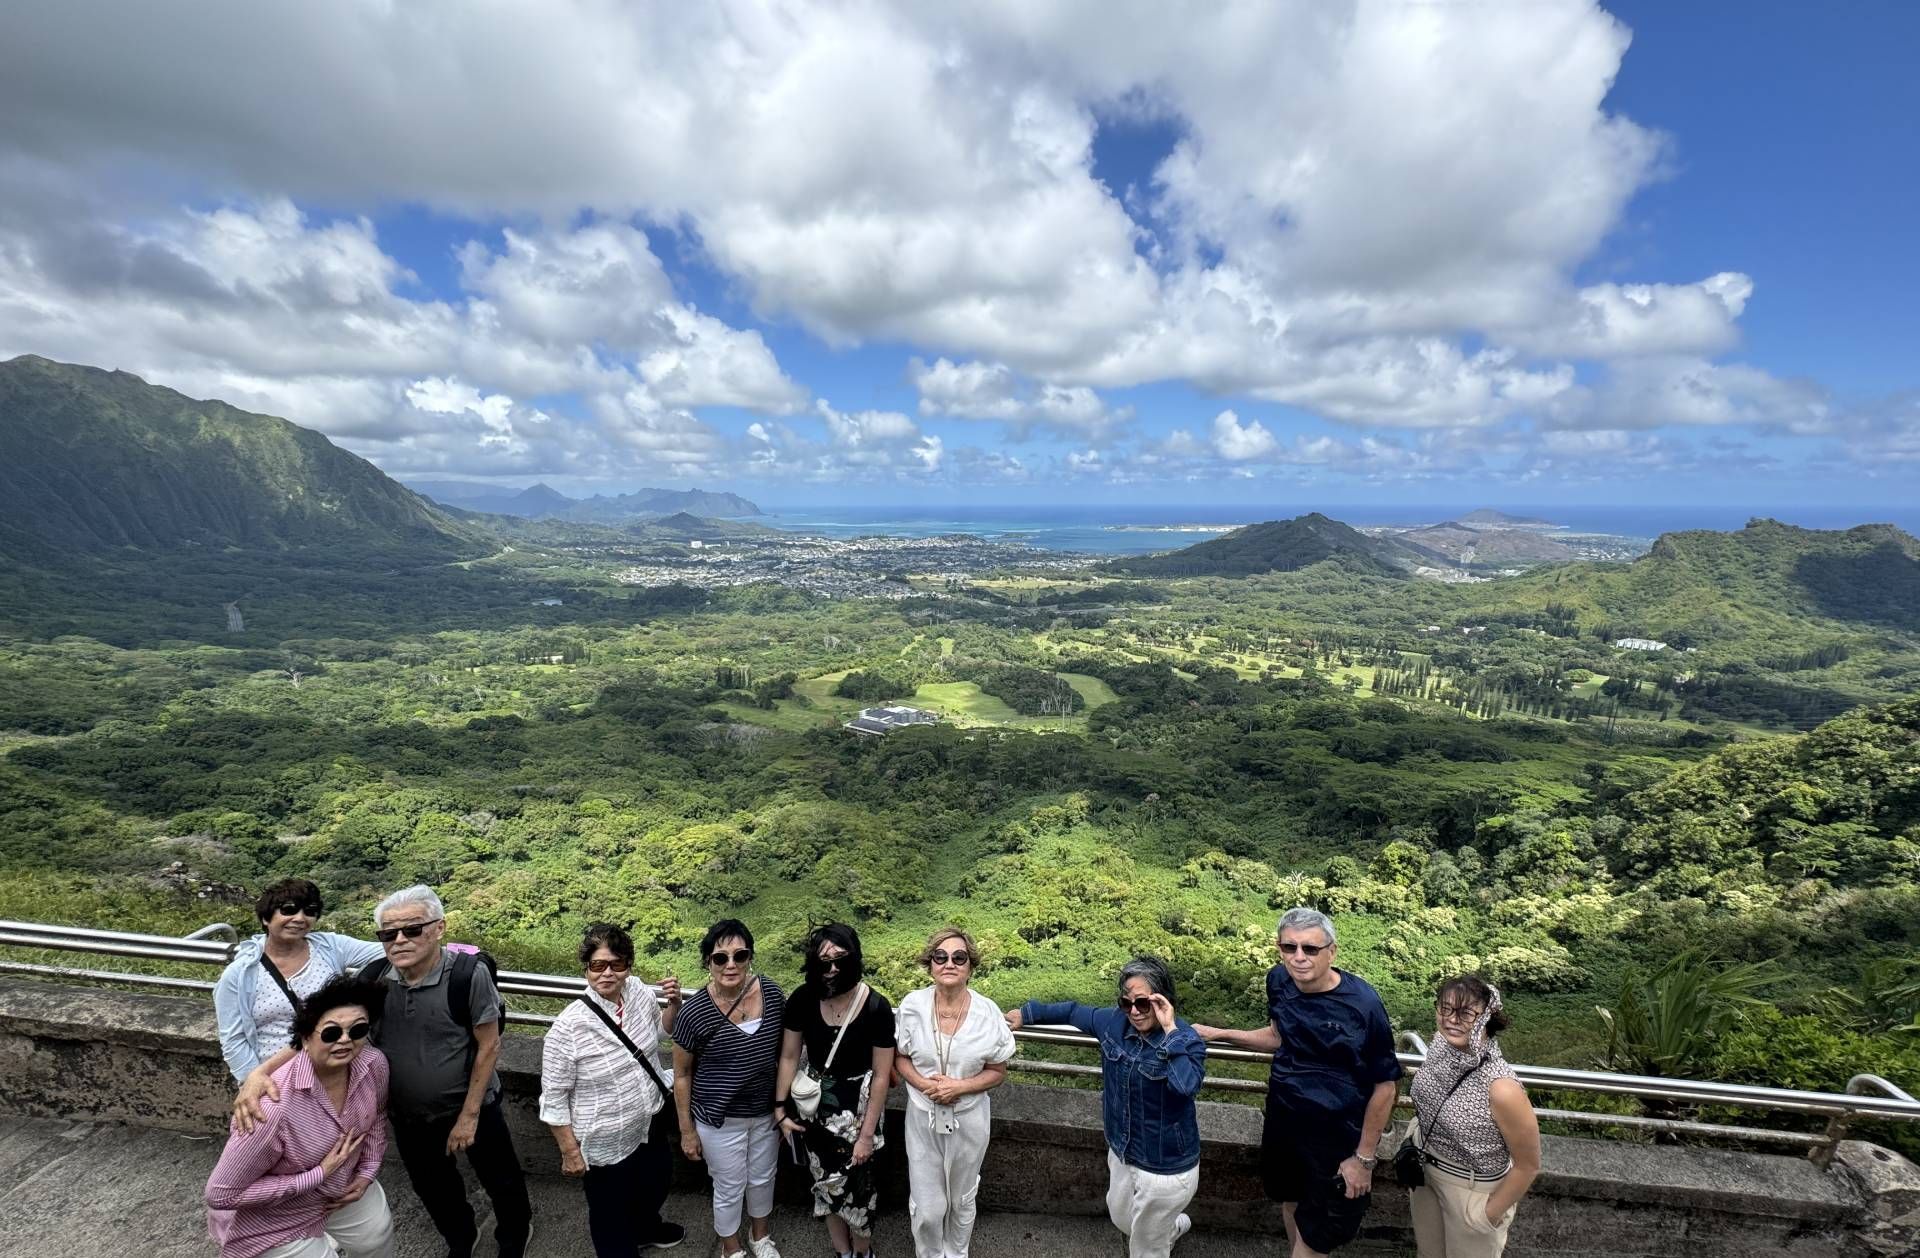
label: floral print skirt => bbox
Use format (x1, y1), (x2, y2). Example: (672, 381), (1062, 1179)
(801, 1069), (884, 1232)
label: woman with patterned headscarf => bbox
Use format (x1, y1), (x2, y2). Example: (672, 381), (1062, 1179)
(1406, 975), (1541, 1258)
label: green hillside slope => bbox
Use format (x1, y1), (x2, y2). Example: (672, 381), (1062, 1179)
(0, 356), (492, 559)
(1111, 512), (1422, 577)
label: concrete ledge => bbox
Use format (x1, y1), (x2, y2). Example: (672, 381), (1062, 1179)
(3, 978), (1916, 1257)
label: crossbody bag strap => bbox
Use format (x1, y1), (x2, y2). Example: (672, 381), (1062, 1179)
(819, 983), (866, 1074)
(1413, 1055), (1486, 1150)
(581, 993), (671, 1099)
(259, 952), (304, 1011)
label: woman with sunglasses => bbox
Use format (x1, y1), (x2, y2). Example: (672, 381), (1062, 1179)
(215, 878), (386, 1084)
(540, 922), (687, 1256)
(206, 973), (393, 1258)
(1406, 975), (1538, 1258)
(671, 920), (787, 1258)
(893, 926), (1015, 1258)
(775, 923), (895, 1258)
(1005, 955), (1206, 1258)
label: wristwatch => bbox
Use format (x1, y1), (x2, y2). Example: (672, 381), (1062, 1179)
(1354, 1152), (1378, 1170)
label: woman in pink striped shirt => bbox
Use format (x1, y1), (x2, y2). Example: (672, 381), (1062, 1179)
(206, 974), (395, 1258)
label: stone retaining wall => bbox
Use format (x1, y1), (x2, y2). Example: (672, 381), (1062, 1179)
(2, 978), (1914, 1256)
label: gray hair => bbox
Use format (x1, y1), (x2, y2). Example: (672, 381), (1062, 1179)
(1116, 955), (1176, 1007)
(1276, 906), (1336, 946)
(374, 884), (445, 928)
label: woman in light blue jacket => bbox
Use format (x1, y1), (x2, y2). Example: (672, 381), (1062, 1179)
(213, 878), (384, 1083)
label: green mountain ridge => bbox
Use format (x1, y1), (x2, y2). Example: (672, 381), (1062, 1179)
(0, 357), (492, 560)
(1109, 512), (1432, 577)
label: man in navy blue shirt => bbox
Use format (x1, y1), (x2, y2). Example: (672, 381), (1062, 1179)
(1194, 908), (1400, 1257)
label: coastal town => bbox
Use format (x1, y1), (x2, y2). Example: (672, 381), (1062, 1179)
(609, 531), (1092, 599)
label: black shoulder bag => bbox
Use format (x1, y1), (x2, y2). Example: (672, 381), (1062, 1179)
(582, 995), (672, 1100)
(259, 953), (305, 1015)
(1394, 1056), (1484, 1189)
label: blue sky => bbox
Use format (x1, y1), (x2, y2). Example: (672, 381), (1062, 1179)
(1, 2), (1914, 515)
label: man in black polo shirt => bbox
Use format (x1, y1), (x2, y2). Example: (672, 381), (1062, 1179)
(237, 883), (533, 1258)
(1194, 907), (1401, 1258)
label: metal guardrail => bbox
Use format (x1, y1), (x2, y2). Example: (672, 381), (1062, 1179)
(3, 918), (1917, 1163)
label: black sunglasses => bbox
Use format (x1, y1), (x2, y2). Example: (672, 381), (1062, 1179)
(586, 957), (632, 974)
(816, 955), (846, 971)
(274, 901), (322, 918)
(1117, 996), (1157, 1015)
(319, 1021), (371, 1044)
(707, 949), (753, 966)
(930, 949), (972, 967)
(374, 918), (442, 943)
(1279, 941), (1327, 956)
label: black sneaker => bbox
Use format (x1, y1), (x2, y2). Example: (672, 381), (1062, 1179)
(644, 1222), (687, 1250)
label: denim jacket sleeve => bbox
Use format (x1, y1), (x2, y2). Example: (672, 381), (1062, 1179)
(1133, 1023), (1207, 1095)
(1021, 999), (1100, 1036)
(214, 951), (262, 1083)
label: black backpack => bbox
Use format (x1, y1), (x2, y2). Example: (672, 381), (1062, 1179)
(360, 947), (502, 1030)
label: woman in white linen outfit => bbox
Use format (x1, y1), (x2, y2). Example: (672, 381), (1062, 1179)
(893, 926), (1015, 1258)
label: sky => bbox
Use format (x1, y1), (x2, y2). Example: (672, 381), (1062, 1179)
(1, 1), (1915, 513)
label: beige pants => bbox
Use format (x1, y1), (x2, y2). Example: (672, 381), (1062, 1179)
(1409, 1164), (1515, 1258)
(257, 1181), (395, 1258)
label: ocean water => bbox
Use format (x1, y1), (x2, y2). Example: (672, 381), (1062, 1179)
(758, 503), (1920, 556)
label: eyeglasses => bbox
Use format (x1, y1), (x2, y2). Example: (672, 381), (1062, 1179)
(318, 1021), (371, 1044)
(1116, 996), (1157, 1015)
(1278, 941), (1327, 956)
(586, 958), (632, 974)
(274, 901), (322, 918)
(1438, 1004), (1485, 1025)
(707, 949), (753, 966)
(930, 950), (972, 968)
(374, 918), (442, 943)
(817, 954), (845, 971)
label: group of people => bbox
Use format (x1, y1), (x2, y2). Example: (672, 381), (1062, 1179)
(208, 883), (1540, 1258)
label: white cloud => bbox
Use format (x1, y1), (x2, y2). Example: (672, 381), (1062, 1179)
(909, 357), (1127, 439)
(1211, 410), (1277, 460)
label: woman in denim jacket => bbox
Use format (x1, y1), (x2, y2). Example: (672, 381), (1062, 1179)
(1006, 956), (1206, 1258)
(213, 878), (385, 1084)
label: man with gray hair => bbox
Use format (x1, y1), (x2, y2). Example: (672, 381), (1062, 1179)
(236, 885), (533, 1258)
(1194, 908), (1399, 1258)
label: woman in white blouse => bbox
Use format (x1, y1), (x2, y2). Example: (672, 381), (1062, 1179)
(540, 923), (686, 1257)
(893, 926), (1016, 1258)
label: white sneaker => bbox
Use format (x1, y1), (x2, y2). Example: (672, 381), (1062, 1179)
(1172, 1213), (1192, 1245)
(747, 1237), (782, 1258)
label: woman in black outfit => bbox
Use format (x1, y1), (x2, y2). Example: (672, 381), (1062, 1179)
(775, 923), (895, 1258)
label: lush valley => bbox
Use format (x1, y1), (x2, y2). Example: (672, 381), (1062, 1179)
(1, 358), (1917, 1153)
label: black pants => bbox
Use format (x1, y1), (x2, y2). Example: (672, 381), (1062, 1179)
(1261, 1102), (1371, 1255)
(393, 1099), (534, 1258)
(581, 1116), (673, 1258)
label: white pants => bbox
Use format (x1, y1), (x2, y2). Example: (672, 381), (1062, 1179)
(904, 1102), (993, 1258)
(1105, 1149), (1199, 1258)
(259, 1181), (395, 1258)
(699, 1114), (779, 1237)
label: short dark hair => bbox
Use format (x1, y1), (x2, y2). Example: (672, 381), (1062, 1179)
(802, 922), (864, 988)
(579, 922), (636, 968)
(1436, 974), (1510, 1037)
(700, 919), (754, 963)
(289, 974), (384, 1045)
(255, 878), (322, 926)
(1117, 955), (1176, 1008)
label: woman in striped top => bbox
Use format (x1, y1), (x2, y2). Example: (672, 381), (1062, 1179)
(540, 922), (688, 1257)
(1407, 975), (1540, 1258)
(205, 974), (393, 1258)
(671, 919), (787, 1258)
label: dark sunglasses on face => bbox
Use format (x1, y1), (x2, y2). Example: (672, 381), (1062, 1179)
(274, 901), (322, 918)
(707, 949), (753, 966)
(1279, 941), (1326, 956)
(374, 918), (442, 943)
(817, 955), (844, 971)
(586, 958), (631, 974)
(930, 950), (972, 967)
(1117, 996), (1157, 1015)
(319, 1021), (371, 1044)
